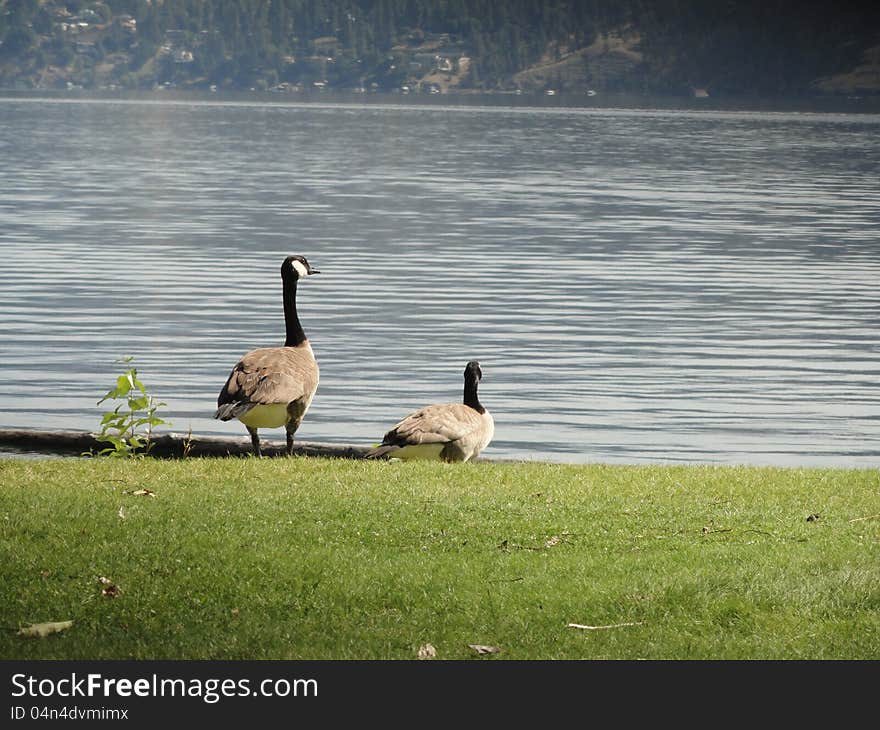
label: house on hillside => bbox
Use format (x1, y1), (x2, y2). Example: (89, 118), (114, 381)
(436, 56), (453, 72)
(116, 16), (137, 33)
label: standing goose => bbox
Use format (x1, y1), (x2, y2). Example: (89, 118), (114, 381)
(214, 255), (320, 456)
(367, 361), (494, 462)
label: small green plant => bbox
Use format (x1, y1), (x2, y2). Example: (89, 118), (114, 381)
(95, 356), (170, 457)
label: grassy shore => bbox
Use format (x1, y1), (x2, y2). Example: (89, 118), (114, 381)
(1, 457), (877, 660)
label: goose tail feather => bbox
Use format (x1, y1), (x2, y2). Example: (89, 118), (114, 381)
(214, 402), (253, 421)
(365, 444), (398, 459)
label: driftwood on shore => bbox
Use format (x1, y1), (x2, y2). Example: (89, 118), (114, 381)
(0, 428), (373, 459)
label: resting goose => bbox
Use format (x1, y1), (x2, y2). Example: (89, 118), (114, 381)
(367, 361), (494, 462)
(214, 255), (320, 456)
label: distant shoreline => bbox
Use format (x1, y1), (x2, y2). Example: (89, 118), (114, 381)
(3, 87), (880, 115)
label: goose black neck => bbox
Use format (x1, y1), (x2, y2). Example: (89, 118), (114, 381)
(463, 376), (485, 414)
(283, 276), (307, 347)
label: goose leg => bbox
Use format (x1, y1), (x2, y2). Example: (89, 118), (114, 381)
(286, 426), (296, 456)
(247, 427), (262, 457)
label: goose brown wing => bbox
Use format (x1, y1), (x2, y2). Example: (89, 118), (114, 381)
(383, 404), (486, 446)
(217, 345), (318, 407)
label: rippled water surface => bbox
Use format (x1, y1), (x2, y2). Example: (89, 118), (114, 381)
(1, 96), (879, 466)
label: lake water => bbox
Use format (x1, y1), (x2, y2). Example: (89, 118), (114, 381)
(1, 94), (879, 467)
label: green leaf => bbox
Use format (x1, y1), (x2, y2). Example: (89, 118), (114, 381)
(115, 374), (132, 397)
(99, 424), (126, 437)
(128, 396), (149, 411)
(97, 388), (119, 405)
(98, 447), (127, 457)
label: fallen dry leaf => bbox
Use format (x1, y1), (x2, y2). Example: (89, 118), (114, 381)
(98, 576), (120, 598)
(18, 620), (74, 638)
(701, 524), (732, 536)
(418, 643), (437, 660)
(117, 506), (126, 520)
(468, 644), (502, 655)
(567, 621), (644, 631)
(124, 489), (156, 497)
(500, 533), (569, 552)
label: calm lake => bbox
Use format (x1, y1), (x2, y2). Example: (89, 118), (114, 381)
(1, 94), (879, 466)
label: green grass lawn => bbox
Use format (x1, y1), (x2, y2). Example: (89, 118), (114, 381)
(1, 457), (878, 660)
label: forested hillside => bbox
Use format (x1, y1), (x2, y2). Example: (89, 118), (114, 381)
(1, 0), (878, 95)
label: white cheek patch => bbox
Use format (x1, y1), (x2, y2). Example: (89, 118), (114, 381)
(292, 260), (309, 278)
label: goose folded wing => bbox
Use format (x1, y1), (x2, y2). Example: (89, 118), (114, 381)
(220, 348), (316, 406)
(236, 370), (309, 405)
(386, 404), (486, 445)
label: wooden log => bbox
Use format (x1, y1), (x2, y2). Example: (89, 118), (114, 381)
(0, 428), (373, 460)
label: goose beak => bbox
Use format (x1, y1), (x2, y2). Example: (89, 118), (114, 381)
(310, 268), (321, 275)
